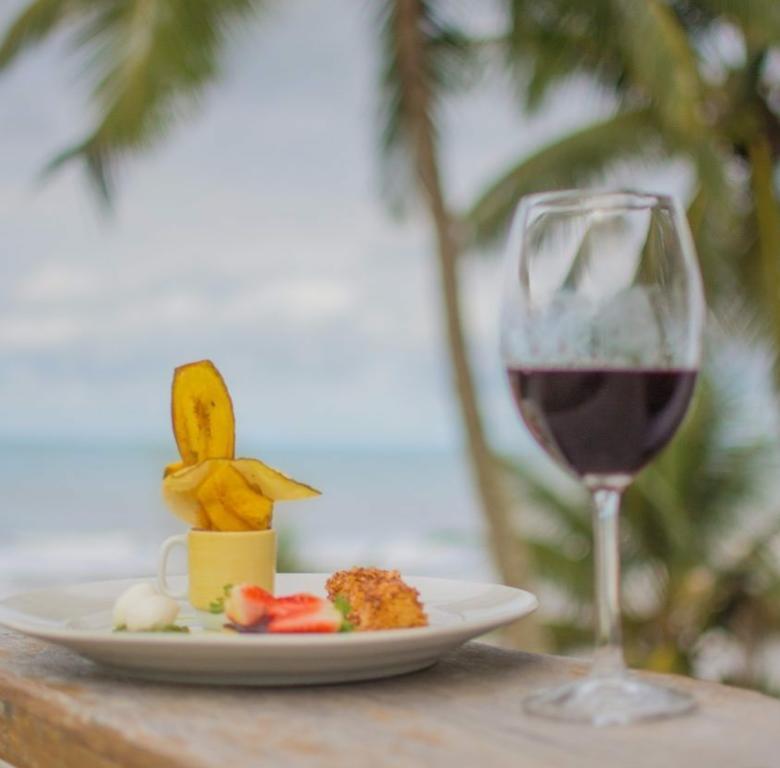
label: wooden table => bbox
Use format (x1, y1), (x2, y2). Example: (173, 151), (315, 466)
(0, 629), (777, 768)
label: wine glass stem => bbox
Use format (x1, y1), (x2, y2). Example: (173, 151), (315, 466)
(591, 487), (626, 678)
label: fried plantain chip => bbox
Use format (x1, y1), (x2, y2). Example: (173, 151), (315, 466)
(195, 463), (274, 531)
(163, 458), (320, 501)
(162, 472), (211, 529)
(172, 360), (235, 465)
(163, 460), (215, 492)
(232, 458), (320, 501)
(163, 460), (185, 478)
(163, 361), (320, 530)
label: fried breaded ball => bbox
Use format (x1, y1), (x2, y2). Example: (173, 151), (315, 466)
(326, 567), (428, 631)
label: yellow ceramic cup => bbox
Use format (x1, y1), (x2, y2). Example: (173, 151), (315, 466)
(157, 529), (276, 611)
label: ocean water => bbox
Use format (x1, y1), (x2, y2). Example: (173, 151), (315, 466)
(0, 442), (495, 596)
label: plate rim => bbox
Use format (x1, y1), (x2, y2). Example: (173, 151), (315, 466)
(0, 573), (538, 647)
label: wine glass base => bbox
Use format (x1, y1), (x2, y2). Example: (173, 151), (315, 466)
(524, 674), (696, 726)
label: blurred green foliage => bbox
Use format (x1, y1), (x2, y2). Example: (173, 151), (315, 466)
(275, 528), (302, 574)
(464, 0), (780, 689)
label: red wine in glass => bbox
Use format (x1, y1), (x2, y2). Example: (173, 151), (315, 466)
(507, 367), (697, 478)
(500, 190), (706, 724)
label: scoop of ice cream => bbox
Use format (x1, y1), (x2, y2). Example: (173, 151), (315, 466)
(112, 583), (157, 628)
(124, 594), (180, 632)
(112, 583), (179, 631)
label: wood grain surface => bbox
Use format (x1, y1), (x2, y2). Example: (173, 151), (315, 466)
(0, 628), (777, 768)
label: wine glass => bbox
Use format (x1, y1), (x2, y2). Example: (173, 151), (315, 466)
(500, 190), (705, 725)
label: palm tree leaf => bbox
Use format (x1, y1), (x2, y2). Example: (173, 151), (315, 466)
(543, 619), (591, 650)
(2, 0), (259, 200)
(686, 183), (744, 298)
(526, 539), (592, 598)
(500, 455), (591, 539)
(501, 0), (623, 109)
(42, 137), (112, 204)
(465, 108), (660, 248)
(614, 0), (705, 136)
(693, 0), (780, 44)
(0, 0), (76, 68)
(747, 136), (780, 381)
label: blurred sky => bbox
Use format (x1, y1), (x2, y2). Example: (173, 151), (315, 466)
(0, 0), (682, 449)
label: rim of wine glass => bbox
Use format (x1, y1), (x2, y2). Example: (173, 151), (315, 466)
(519, 188), (677, 214)
(507, 186), (703, 299)
(502, 187), (706, 370)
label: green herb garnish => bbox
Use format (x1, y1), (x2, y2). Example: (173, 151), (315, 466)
(161, 624), (190, 633)
(113, 624), (190, 633)
(333, 595), (354, 633)
(208, 584), (233, 614)
(208, 598), (225, 614)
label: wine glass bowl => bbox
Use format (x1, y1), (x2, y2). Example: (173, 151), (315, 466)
(501, 190), (705, 725)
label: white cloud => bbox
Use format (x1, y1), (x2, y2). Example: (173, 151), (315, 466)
(0, 314), (83, 349)
(16, 263), (100, 303)
(224, 278), (356, 326)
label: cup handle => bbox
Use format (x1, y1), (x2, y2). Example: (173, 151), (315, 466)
(158, 534), (187, 599)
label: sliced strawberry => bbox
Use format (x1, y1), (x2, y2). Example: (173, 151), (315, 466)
(267, 602), (343, 634)
(268, 593), (323, 619)
(225, 583), (274, 627)
(225, 586), (348, 633)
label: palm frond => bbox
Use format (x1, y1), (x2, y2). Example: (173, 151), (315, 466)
(686, 183), (744, 299)
(614, 0), (705, 136)
(692, 0), (780, 45)
(2, 0), (258, 200)
(747, 136), (780, 381)
(501, 455), (591, 539)
(526, 539), (592, 598)
(465, 108), (660, 248)
(501, 0), (622, 109)
(0, 0), (75, 69)
(544, 619), (591, 649)
(376, 0), (473, 212)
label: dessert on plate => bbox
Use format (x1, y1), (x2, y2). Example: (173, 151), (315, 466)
(113, 583), (184, 632)
(113, 360), (430, 635)
(217, 569), (429, 634)
(326, 567), (428, 630)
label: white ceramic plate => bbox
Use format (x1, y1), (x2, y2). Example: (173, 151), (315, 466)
(0, 573), (537, 685)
